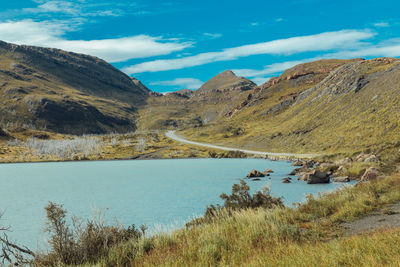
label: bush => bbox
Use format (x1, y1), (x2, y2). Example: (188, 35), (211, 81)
(188, 180), (284, 226)
(33, 202), (143, 266)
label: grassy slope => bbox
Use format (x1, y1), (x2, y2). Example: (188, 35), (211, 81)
(68, 175), (400, 267)
(183, 58), (400, 155)
(0, 41), (148, 134)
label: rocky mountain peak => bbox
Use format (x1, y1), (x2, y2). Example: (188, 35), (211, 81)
(196, 70), (256, 93)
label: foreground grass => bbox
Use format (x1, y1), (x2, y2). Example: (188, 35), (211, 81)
(62, 175), (400, 267)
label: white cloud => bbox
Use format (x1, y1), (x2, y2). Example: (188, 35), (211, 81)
(123, 29), (375, 74)
(275, 18), (283, 22)
(23, 1), (79, 14)
(0, 20), (192, 62)
(250, 22), (260, 27)
(150, 78), (203, 89)
(323, 42), (400, 58)
(21, 0), (128, 18)
(374, 22), (389, 28)
(232, 38), (400, 84)
(203, 33), (222, 39)
(232, 60), (308, 77)
(251, 77), (271, 85)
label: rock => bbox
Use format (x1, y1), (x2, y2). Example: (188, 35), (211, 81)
(355, 153), (372, 162)
(298, 173), (308, 181)
(361, 167), (380, 181)
(289, 166), (310, 175)
(252, 178), (261, 181)
(247, 169), (265, 178)
(305, 160), (316, 168)
(364, 155), (379, 162)
(337, 165), (345, 172)
(333, 176), (350, 182)
(303, 170), (330, 184)
(335, 157), (353, 165)
(282, 177), (291, 183)
(291, 160), (304, 166)
(264, 168), (274, 173)
(319, 162), (334, 169)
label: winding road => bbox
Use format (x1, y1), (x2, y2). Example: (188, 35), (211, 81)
(165, 130), (318, 158)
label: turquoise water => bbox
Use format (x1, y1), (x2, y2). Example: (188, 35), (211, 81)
(0, 158), (351, 249)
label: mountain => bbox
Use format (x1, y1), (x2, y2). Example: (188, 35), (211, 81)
(182, 57), (400, 154)
(197, 70), (255, 93)
(192, 70), (256, 101)
(0, 40), (149, 134)
(137, 70), (256, 130)
(225, 59), (363, 117)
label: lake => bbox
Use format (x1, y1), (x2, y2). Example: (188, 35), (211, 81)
(0, 158), (351, 249)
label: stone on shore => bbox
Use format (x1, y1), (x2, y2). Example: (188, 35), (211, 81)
(289, 166), (310, 175)
(333, 176), (350, 182)
(301, 170), (330, 184)
(282, 177), (291, 183)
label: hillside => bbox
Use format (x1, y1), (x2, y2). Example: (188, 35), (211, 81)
(137, 70), (255, 130)
(180, 58), (400, 155)
(0, 40), (149, 134)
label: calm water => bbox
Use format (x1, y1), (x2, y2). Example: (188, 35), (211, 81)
(0, 158), (351, 249)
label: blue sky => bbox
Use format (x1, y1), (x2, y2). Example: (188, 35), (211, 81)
(1, 0), (400, 92)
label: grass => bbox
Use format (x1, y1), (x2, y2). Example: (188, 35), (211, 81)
(54, 174), (400, 267)
(181, 59), (400, 156)
(0, 130), (217, 163)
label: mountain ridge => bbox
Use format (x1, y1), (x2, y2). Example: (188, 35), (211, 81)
(0, 40), (150, 134)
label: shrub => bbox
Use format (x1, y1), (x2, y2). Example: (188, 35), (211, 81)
(33, 202), (143, 266)
(188, 180), (284, 226)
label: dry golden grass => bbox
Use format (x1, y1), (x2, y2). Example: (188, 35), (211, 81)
(65, 175), (400, 267)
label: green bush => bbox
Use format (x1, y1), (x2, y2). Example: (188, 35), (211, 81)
(188, 180), (284, 226)
(32, 202), (143, 266)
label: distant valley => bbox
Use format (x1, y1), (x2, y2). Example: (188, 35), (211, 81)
(0, 40), (400, 160)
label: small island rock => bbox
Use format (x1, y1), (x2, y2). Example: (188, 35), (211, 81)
(247, 169), (265, 178)
(264, 168), (274, 174)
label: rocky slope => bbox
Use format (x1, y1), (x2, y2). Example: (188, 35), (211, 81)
(226, 59), (363, 117)
(0, 40), (149, 134)
(182, 57), (400, 154)
(137, 70), (255, 130)
(192, 70), (256, 101)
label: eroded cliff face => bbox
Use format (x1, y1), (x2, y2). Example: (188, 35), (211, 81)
(0, 40), (150, 134)
(225, 59), (364, 117)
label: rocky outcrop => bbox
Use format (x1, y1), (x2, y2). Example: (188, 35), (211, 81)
(361, 167), (380, 181)
(354, 153), (380, 163)
(294, 58), (399, 106)
(247, 169), (265, 178)
(282, 177), (291, 183)
(232, 59), (366, 115)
